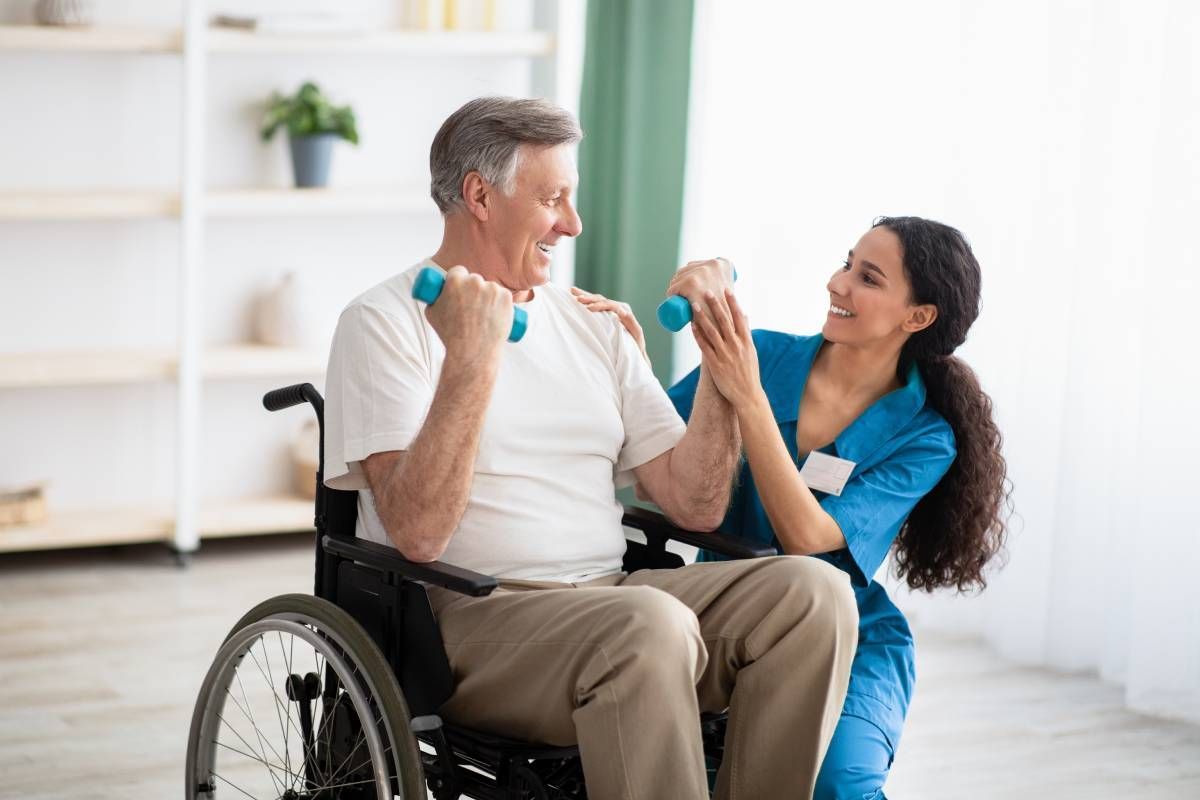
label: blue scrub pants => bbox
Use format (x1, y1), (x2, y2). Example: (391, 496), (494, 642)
(813, 713), (894, 800)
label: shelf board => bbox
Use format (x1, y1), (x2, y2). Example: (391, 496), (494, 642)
(203, 344), (326, 379)
(0, 190), (179, 220)
(0, 346), (325, 389)
(0, 25), (553, 57)
(206, 187), (432, 217)
(206, 28), (555, 56)
(198, 495), (314, 538)
(0, 350), (175, 388)
(0, 495), (314, 554)
(0, 506), (171, 553)
(0, 24), (181, 53)
(0, 188), (436, 220)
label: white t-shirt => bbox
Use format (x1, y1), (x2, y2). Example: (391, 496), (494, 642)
(323, 261), (687, 583)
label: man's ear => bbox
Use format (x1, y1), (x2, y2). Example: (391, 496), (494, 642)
(461, 171), (490, 222)
(902, 303), (938, 333)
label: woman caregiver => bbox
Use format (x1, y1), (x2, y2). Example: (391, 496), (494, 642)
(573, 216), (1010, 798)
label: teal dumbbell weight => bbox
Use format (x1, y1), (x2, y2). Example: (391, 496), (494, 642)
(412, 267), (528, 343)
(656, 264), (739, 332)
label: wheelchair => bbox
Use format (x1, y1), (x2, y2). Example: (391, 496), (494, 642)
(185, 382), (775, 800)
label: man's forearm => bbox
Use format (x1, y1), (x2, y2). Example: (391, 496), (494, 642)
(373, 355), (498, 561)
(663, 367), (741, 529)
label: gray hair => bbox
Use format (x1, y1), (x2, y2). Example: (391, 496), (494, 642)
(429, 96), (582, 214)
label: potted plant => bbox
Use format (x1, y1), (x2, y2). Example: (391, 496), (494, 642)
(261, 81), (360, 188)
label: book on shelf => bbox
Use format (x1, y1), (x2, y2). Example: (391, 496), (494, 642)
(211, 13), (366, 36)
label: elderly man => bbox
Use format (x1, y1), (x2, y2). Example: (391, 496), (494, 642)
(324, 96), (857, 799)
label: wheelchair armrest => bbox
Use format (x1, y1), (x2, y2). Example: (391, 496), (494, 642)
(621, 505), (778, 560)
(321, 535), (498, 597)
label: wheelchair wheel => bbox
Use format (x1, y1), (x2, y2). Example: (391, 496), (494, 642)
(186, 593), (425, 799)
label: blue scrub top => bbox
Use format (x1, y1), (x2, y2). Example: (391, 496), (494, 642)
(667, 330), (956, 752)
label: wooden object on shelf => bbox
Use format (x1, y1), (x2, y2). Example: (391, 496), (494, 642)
(0, 484), (47, 528)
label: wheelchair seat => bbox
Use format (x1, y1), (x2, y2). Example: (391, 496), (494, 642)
(185, 383), (773, 800)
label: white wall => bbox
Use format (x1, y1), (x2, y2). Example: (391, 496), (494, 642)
(0, 0), (585, 511)
(679, 0), (1200, 723)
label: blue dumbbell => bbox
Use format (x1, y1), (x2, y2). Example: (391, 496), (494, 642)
(656, 264), (739, 331)
(412, 267), (528, 343)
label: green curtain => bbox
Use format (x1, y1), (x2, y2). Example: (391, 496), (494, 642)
(574, 0), (695, 386)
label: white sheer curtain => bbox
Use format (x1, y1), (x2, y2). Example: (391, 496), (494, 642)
(676, 0), (1200, 724)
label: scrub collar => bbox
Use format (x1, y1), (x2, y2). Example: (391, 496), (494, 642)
(762, 335), (929, 465)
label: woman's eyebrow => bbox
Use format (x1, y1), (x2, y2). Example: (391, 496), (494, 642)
(848, 250), (888, 280)
(861, 261), (887, 280)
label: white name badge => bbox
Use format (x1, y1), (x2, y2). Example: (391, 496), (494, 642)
(799, 451), (857, 497)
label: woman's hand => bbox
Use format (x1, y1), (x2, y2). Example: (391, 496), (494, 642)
(666, 257), (736, 316)
(691, 287), (765, 411)
(570, 286), (651, 366)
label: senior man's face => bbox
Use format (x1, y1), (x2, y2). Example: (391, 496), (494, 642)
(488, 144), (582, 290)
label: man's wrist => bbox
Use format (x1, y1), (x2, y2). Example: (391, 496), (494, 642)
(442, 344), (503, 379)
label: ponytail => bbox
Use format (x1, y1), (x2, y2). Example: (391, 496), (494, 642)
(873, 216), (1011, 592)
(894, 354), (1009, 592)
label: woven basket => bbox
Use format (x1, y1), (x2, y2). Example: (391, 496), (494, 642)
(0, 484), (48, 528)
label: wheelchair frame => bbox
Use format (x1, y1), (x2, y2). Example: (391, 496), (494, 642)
(192, 382), (775, 800)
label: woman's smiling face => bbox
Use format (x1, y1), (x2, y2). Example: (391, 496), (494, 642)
(822, 225), (937, 347)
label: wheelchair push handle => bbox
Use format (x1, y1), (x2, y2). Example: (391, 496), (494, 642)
(412, 266), (529, 343)
(656, 263), (739, 332)
(263, 382), (324, 416)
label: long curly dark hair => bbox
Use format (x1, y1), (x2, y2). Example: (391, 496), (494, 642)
(873, 216), (1011, 592)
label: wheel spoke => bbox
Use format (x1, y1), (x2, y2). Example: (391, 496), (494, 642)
(257, 634), (293, 785)
(277, 631), (295, 790)
(210, 770), (265, 800)
(323, 709), (387, 790)
(233, 657), (286, 798)
(246, 645), (321, 784)
(214, 739), (306, 785)
(224, 682), (289, 780)
(216, 713), (287, 796)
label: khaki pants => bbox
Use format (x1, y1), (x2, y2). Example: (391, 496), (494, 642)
(428, 556), (858, 800)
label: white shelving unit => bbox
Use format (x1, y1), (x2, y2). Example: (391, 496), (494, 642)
(0, 1), (567, 556)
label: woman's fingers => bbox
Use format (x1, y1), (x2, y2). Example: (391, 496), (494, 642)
(726, 288), (751, 343)
(702, 290), (737, 344)
(691, 299), (718, 345)
(691, 303), (717, 352)
(576, 293), (647, 357)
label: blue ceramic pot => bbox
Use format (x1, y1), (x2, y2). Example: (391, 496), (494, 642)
(289, 133), (337, 188)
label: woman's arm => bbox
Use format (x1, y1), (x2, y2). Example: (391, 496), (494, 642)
(690, 289), (846, 555)
(733, 393), (846, 555)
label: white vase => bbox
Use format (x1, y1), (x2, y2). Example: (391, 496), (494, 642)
(35, 0), (94, 25)
(254, 272), (320, 348)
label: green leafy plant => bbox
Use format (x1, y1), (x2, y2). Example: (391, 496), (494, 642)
(260, 81), (359, 145)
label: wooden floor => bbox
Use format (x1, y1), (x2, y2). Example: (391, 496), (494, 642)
(1, 536), (1197, 799)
